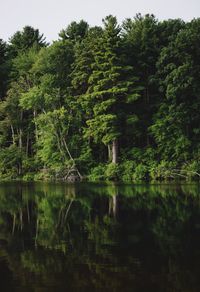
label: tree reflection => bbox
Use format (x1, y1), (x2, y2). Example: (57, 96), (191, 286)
(0, 182), (199, 291)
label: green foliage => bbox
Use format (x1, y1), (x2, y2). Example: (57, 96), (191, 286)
(9, 26), (47, 57)
(149, 160), (177, 181)
(75, 145), (95, 174)
(105, 163), (121, 181)
(59, 20), (89, 41)
(181, 161), (200, 180)
(22, 172), (35, 181)
(88, 164), (106, 181)
(121, 161), (136, 181)
(34, 169), (55, 181)
(0, 15), (199, 181)
(82, 15), (141, 153)
(0, 145), (23, 179)
(133, 164), (149, 181)
(0, 39), (8, 99)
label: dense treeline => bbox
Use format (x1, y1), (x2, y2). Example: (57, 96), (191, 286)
(0, 14), (200, 181)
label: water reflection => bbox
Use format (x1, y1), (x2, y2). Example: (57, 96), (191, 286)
(0, 182), (199, 291)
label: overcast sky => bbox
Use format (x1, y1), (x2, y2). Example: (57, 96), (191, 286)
(1, 0), (199, 42)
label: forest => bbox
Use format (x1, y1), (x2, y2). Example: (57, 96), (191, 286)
(0, 14), (200, 181)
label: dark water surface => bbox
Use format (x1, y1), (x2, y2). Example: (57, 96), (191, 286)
(0, 182), (199, 291)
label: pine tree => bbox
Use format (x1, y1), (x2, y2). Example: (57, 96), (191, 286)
(84, 15), (140, 163)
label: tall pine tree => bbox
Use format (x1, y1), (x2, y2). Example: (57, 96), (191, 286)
(84, 15), (141, 163)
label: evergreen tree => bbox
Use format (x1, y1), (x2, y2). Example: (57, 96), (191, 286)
(152, 19), (200, 163)
(0, 39), (8, 100)
(84, 15), (141, 163)
(8, 26), (47, 57)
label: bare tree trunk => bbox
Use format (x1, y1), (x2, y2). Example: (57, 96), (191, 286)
(17, 127), (23, 175)
(62, 136), (73, 161)
(112, 139), (118, 164)
(62, 136), (82, 179)
(26, 133), (29, 156)
(108, 144), (112, 162)
(12, 213), (16, 234)
(33, 110), (39, 141)
(35, 218), (39, 246)
(20, 209), (23, 231)
(19, 128), (23, 150)
(11, 125), (15, 145)
(27, 201), (30, 223)
(19, 110), (23, 150)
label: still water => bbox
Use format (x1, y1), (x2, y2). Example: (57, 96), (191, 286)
(0, 182), (199, 291)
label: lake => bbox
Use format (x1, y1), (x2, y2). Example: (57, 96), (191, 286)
(0, 182), (199, 291)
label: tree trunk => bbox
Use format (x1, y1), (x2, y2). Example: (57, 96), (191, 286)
(26, 133), (29, 156)
(12, 213), (16, 234)
(19, 128), (23, 150)
(108, 144), (112, 162)
(18, 127), (23, 176)
(33, 109), (38, 141)
(112, 139), (118, 164)
(11, 125), (15, 145)
(19, 110), (23, 150)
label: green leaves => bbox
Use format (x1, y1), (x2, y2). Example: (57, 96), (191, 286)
(85, 114), (119, 145)
(0, 15), (200, 180)
(20, 86), (41, 110)
(80, 15), (141, 159)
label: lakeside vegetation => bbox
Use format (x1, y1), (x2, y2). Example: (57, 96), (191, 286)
(0, 14), (200, 181)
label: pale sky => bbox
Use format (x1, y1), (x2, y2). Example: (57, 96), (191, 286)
(1, 0), (200, 43)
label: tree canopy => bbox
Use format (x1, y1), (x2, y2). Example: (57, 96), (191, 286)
(0, 16), (200, 181)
